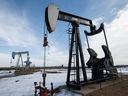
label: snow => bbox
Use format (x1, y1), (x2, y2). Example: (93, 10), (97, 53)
(0, 67), (128, 96)
(0, 70), (67, 96)
(55, 89), (81, 96)
(0, 70), (15, 78)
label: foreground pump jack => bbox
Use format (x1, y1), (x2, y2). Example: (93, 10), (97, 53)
(45, 4), (117, 89)
(45, 4), (94, 89)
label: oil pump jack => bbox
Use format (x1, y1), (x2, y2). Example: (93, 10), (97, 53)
(45, 4), (92, 89)
(45, 4), (117, 89)
(11, 51), (31, 68)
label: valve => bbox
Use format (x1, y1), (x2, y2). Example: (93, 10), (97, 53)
(43, 34), (48, 47)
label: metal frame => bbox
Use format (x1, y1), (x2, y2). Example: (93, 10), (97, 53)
(66, 22), (87, 89)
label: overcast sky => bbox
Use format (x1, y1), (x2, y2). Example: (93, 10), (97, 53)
(0, 0), (128, 67)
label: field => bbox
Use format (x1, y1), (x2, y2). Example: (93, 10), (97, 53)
(0, 68), (127, 96)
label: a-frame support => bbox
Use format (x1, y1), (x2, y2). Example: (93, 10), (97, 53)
(66, 22), (87, 89)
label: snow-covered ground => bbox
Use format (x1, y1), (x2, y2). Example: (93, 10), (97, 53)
(117, 67), (128, 74)
(0, 69), (66, 96)
(0, 70), (15, 78)
(0, 67), (128, 96)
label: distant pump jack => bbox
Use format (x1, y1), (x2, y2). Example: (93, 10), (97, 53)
(11, 51), (31, 68)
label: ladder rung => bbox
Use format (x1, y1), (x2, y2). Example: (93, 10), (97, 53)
(71, 69), (76, 70)
(71, 74), (75, 75)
